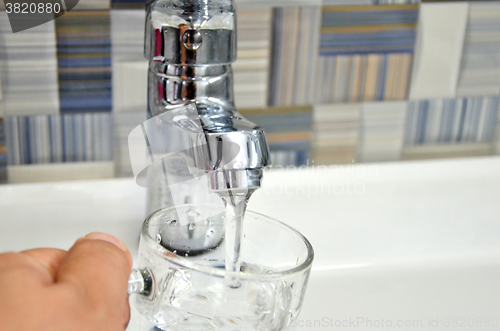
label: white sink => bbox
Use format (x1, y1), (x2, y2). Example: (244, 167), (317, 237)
(1, 156), (500, 330)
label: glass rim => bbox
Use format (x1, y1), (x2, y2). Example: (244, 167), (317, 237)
(141, 204), (314, 280)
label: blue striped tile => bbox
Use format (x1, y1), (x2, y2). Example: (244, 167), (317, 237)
(56, 11), (112, 114)
(405, 97), (500, 145)
(5, 113), (113, 166)
(320, 5), (419, 56)
(241, 106), (313, 167)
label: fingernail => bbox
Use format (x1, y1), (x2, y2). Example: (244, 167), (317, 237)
(84, 232), (126, 251)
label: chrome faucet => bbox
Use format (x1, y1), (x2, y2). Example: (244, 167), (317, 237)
(143, 0), (271, 215)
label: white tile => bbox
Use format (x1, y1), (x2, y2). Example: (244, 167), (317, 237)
(313, 103), (361, 146)
(357, 101), (408, 162)
(113, 112), (147, 176)
(110, 9), (146, 62)
(0, 14), (60, 116)
(409, 3), (469, 100)
(233, 8), (272, 109)
(457, 2), (500, 97)
(312, 103), (361, 165)
(112, 61), (149, 113)
(7, 162), (115, 184)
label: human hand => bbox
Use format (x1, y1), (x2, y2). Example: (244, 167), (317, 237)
(0, 232), (133, 331)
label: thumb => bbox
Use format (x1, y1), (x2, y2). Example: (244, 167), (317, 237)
(56, 233), (133, 312)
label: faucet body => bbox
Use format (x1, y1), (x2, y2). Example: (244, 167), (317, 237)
(144, 0), (271, 214)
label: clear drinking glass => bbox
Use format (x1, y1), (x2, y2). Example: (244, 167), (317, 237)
(128, 204), (314, 331)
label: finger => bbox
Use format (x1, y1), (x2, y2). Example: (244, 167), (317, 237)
(56, 233), (133, 310)
(20, 248), (67, 283)
(0, 249), (66, 285)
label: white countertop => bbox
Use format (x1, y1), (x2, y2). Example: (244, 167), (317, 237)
(2, 156), (499, 266)
(1, 156), (500, 330)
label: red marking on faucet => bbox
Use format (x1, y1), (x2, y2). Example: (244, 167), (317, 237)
(155, 28), (162, 57)
(158, 82), (164, 100)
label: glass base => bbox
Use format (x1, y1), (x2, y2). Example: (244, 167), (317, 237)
(126, 297), (156, 331)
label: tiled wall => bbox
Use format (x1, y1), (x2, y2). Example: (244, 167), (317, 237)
(0, 0), (500, 184)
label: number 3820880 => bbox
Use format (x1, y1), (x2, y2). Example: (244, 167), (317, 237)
(5, 2), (62, 14)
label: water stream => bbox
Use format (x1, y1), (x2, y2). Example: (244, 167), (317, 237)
(218, 189), (253, 288)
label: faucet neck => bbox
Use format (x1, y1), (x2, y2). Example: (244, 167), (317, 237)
(145, 0), (237, 115)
